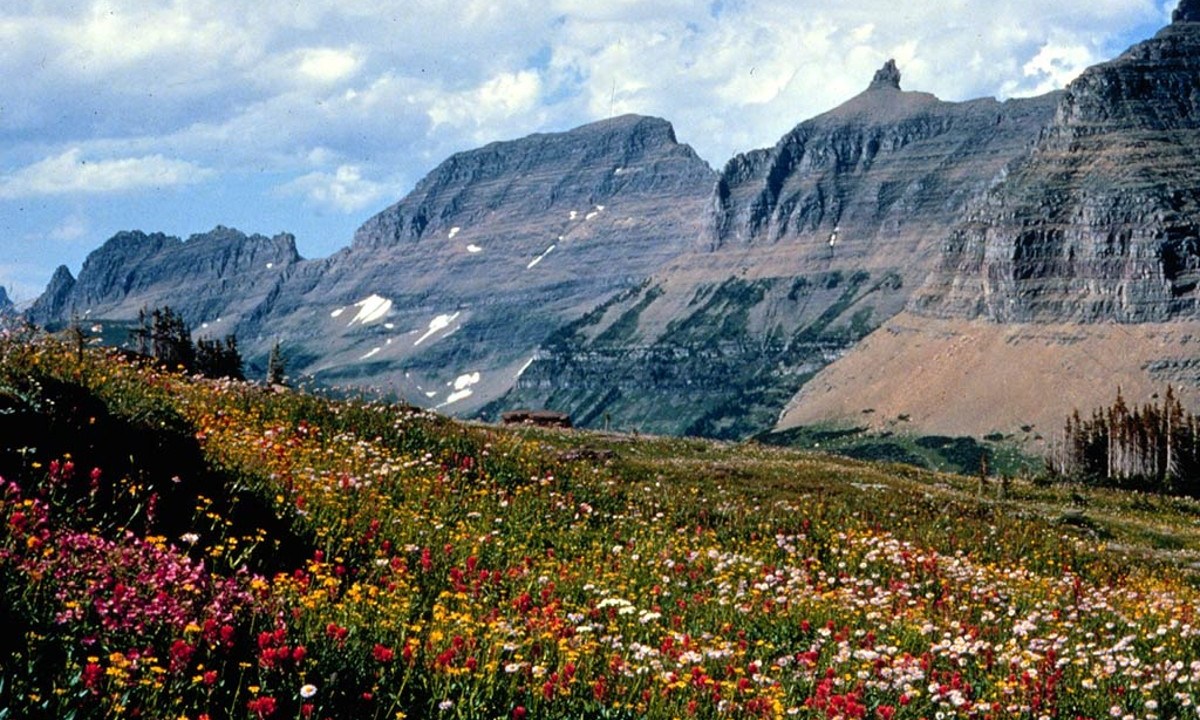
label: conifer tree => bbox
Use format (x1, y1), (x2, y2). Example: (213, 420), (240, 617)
(266, 340), (286, 386)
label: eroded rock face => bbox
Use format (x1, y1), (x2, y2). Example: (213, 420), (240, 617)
(28, 266), (77, 327)
(492, 65), (1060, 437)
(0, 286), (15, 321)
(1174, 0), (1200, 23)
(28, 227), (301, 337)
(253, 114), (716, 407)
(912, 18), (1200, 322)
(29, 116), (716, 410)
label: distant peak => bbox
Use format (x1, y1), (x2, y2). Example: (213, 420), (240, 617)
(50, 265), (75, 283)
(868, 59), (902, 91)
(577, 114), (676, 139)
(1174, 0), (1200, 22)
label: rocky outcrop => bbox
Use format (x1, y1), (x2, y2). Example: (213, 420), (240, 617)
(492, 64), (1059, 437)
(868, 59), (902, 91)
(30, 116), (715, 406)
(28, 227), (301, 337)
(912, 13), (1200, 322)
(28, 266), (76, 326)
(244, 114), (715, 407)
(1175, 0), (1200, 22)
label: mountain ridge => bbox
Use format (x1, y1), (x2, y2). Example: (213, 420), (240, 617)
(28, 10), (1200, 443)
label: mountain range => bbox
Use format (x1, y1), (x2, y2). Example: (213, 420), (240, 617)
(20, 2), (1200, 449)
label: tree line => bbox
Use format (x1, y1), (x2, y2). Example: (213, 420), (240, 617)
(1048, 386), (1200, 493)
(118, 306), (285, 385)
(128, 306), (246, 380)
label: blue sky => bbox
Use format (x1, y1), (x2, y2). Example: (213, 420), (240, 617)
(0, 0), (1179, 303)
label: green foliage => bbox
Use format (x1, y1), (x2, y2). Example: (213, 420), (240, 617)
(592, 286), (664, 346)
(196, 335), (244, 380)
(760, 425), (1037, 476)
(130, 306), (245, 380)
(1050, 386), (1200, 494)
(266, 340), (286, 385)
(663, 277), (775, 344)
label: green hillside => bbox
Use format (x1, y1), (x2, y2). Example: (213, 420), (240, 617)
(2, 329), (1200, 719)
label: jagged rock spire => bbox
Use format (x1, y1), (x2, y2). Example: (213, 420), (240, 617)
(868, 59), (902, 91)
(1175, 0), (1200, 22)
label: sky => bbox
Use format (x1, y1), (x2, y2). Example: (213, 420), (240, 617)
(0, 0), (1181, 303)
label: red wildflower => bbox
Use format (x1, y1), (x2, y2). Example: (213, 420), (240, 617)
(169, 639), (195, 672)
(247, 696), (278, 718)
(81, 662), (103, 693)
(372, 643), (394, 663)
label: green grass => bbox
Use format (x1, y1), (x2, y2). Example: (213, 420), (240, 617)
(7, 335), (1200, 719)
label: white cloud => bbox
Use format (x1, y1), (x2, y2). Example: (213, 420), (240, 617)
(48, 214), (89, 242)
(0, 149), (213, 199)
(0, 0), (1181, 296)
(297, 47), (362, 84)
(280, 164), (397, 213)
(1005, 41), (1100, 97)
(428, 70), (545, 133)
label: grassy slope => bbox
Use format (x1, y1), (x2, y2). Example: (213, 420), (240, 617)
(4, 334), (1200, 718)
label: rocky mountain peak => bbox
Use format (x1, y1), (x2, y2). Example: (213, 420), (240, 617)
(911, 12), (1200, 323)
(27, 266), (76, 326)
(1174, 0), (1200, 22)
(352, 113), (711, 249)
(868, 59), (902, 91)
(0, 286), (15, 323)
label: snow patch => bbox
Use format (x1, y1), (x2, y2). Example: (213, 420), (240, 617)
(266, 262), (274, 269)
(596, 205), (605, 211)
(425, 390), (438, 398)
(515, 357), (535, 380)
(585, 211), (599, 221)
(527, 244), (555, 269)
(614, 167), (624, 175)
(348, 294), (393, 326)
(467, 244), (483, 253)
(448, 226), (461, 239)
(361, 347), (381, 360)
(436, 371), (481, 408)
(384, 323), (395, 330)
(569, 210), (578, 220)
(440, 389), (472, 406)
(331, 307), (346, 318)
(414, 311), (461, 346)
(453, 372), (481, 391)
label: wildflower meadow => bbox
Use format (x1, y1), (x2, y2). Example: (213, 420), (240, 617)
(3, 330), (1200, 719)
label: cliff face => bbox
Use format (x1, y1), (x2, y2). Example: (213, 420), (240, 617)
(912, 13), (1200, 322)
(30, 8), (1200, 440)
(491, 66), (1060, 437)
(29, 116), (716, 410)
(354, 114), (711, 251)
(0, 286), (15, 321)
(252, 114), (716, 409)
(27, 227), (301, 337)
(772, 4), (1200, 442)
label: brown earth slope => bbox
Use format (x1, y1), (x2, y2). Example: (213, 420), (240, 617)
(776, 313), (1200, 447)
